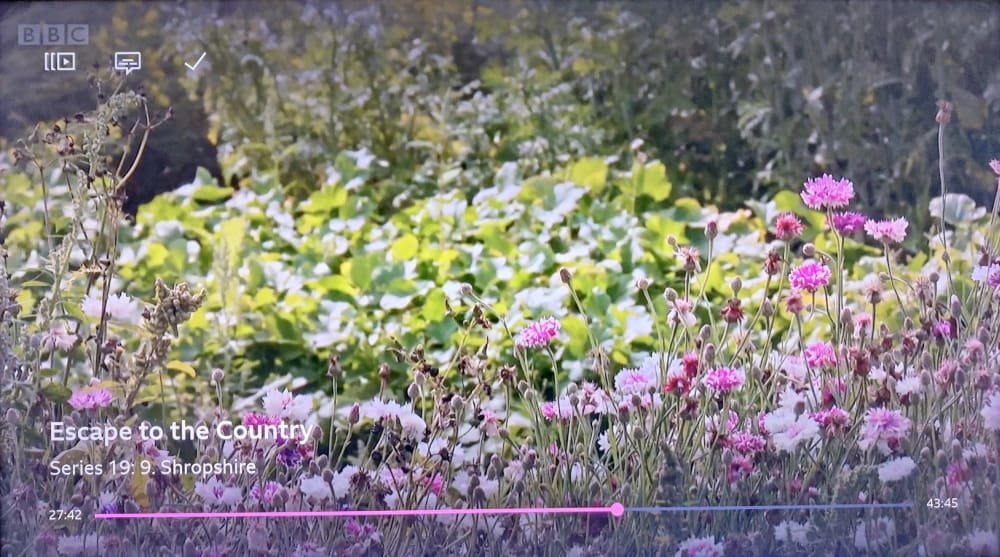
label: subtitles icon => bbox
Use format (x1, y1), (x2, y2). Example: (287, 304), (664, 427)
(113, 51), (142, 75)
(43, 52), (76, 72)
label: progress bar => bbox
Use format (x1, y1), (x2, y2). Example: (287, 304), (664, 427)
(628, 503), (913, 513)
(95, 502), (912, 520)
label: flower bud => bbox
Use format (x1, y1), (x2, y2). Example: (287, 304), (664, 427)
(705, 220), (718, 240)
(761, 299), (774, 317)
(801, 243), (816, 257)
(559, 267), (573, 284)
(349, 403), (361, 425)
(407, 383), (420, 400)
(211, 368), (225, 384)
(663, 288), (677, 302)
(934, 450), (948, 470)
(635, 277), (652, 291)
(460, 283), (473, 296)
(730, 277), (742, 296)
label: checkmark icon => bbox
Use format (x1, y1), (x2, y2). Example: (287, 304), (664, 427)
(185, 52), (206, 71)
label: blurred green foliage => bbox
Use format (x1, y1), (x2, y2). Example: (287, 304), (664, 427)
(169, 0), (999, 227)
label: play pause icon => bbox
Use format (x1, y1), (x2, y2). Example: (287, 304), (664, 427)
(44, 52), (76, 72)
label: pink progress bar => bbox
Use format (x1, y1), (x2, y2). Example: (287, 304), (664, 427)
(95, 502), (627, 520)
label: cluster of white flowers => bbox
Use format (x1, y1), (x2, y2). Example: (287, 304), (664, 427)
(361, 399), (427, 441)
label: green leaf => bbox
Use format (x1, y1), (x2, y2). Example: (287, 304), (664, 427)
(569, 157), (608, 192)
(165, 360), (197, 377)
(390, 234), (420, 261)
(217, 217), (247, 269)
(423, 290), (447, 322)
(560, 315), (589, 358)
(349, 253), (380, 290)
(191, 185), (234, 203)
(636, 161), (673, 201)
(41, 382), (72, 404)
(302, 186), (348, 214)
(664, 198), (705, 223)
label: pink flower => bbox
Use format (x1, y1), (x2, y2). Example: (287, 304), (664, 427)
(67, 388), (114, 410)
(804, 341), (837, 368)
(853, 312), (873, 332)
(676, 246), (702, 273)
(614, 365), (658, 397)
(668, 299), (697, 327)
(789, 262), (831, 293)
(515, 317), (561, 348)
(810, 407), (851, 433)
(702, 367), (745, 394)
(729, 431), (766, 454)
(774, 213), (805, 241)
(990, 159), (1000, 175)
(676, 535), (725, 557)
(728, 454), (753, 484)
(931, 320), (953, 338)
(864, 217), (908, 244)
(771, 416), (821, 452)
(858, 408), (912, 455)
(801, 174), (855, 209)
(40, 322), (77, 352)
(250, 481), (282, 504)
(828, 211), (868, 235)
(784, 289), (805, 314)
(540, 398), (574, 421)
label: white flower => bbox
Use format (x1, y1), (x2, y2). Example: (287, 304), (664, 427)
(397, 409), (427, 441)
(773, 520), (809, 545)
(668, 299), (698, 327)
(675, 535), (724, 557)
(299, 475), (332, 503)
(331, 465), (358, 499)
(895, 376), (922, 398)
(963, 530), (999, 555)
(262, 389), (312, 421)
(41, 322), (77, 352)
(779, 355), (809, 386)
(971, 263), (999, 284)
(982, 392), (1000, 431)
(877, 456), (916, 482)
(614, 363), (658, 397)
(777, 385), (807, 411)
(361, 399), (404, 421)
(762, 408), (796, 434)
(771, 415), (820, 453)
(81, 292), (139, 322)
(194, 477), (241, 507)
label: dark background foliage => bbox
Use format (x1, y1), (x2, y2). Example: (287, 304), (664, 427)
(2, 0), (998, 221)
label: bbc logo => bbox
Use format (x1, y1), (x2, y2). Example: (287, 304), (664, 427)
(18, 24), (89, 46)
